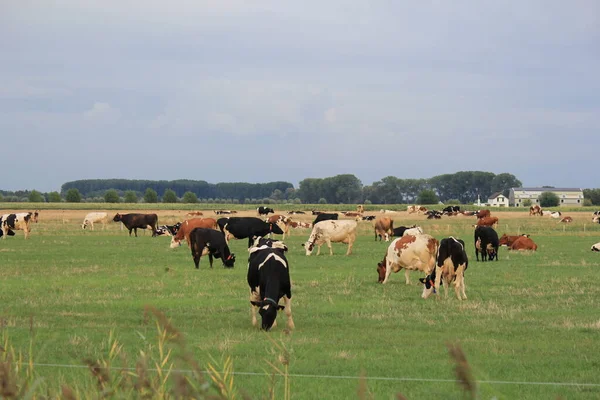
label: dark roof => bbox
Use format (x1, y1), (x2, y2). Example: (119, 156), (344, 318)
(488, 192), (504, 199)
(512, 187), (582, 192)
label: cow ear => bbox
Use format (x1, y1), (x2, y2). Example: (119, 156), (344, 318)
(277, 305), (285, 310)
(250, 300), (263, 307)
(419, 277), (427, 284)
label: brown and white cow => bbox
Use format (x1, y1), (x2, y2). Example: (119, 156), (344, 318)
(1, 211), (39, 239)
(374, 216), (394, 242)
(186, 211), (204, 217)
(560, 216), (573, 223)
(476, 209), (491, 219)
(476, 216), (499, 228)
(169, 218), (218, 248)
(82, 212), (108, 230)
(266, 214), (294, 239)
(376, 234), (438, 284)
(529, 205), (542, 216)
(302, 220), (357, 256)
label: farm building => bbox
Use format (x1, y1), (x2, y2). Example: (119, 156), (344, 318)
(509, 187), (584, 207)
(487, 192), (509, 207)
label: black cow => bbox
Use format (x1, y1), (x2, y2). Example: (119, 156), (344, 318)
(442, 205), (461, 214)
(474, 225), (499, 261)
(113, 213), (159, 237)
(392, 225), (418, 237)
(420, 237), (468, 300)
(311, 210), (323, 215)
(247, 237), (294, 331)
(312, 213), (338, 226)
(155, 222), (181, 236)
(257, 206), (275, 216)
(362, 215), (376, 221)
(218, 217), (284, 247)
(189, 228), (235, 269)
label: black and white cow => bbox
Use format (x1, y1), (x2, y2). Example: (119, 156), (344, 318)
(188, 228), (235, 269)
(155, 222), (182, 236)
(257, 206), (275, 216)
(362, 215), (376, 221)
(425, 210), (443, 219)
(442, 205), (461, 214)
(312, 212), (338, 226)
(288, 210), (306, 215)
(247, 237), (294, 331)
(113, 213), (159, 237)
(392, 225), (419, 237)
(218, 217), (284, 247)
(1, 211), (39, 239)
(474, 225), (499, 261)
(420, 237), (468, 300)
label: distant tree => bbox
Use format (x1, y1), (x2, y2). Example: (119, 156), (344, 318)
(28, 190), (44, 203)
(182, 191), (198, 203)
(417, 189), (439, 205)
(539, 192), (560, 207)
(123, 191), (138, 203)
(318, 197), (327, 204)
(583, 199), (592, 206)
(523, 199), (532, 207)
(104, 189), (120, 203)
(144, 188), (158, 203)
(583, 189), (600, 206)
(162, 189), (178, 203)
(0, 193), (3, 201)
(65, 188), (82, 203)
(445, 199), (461, 205)
(47, 191), (62, 202)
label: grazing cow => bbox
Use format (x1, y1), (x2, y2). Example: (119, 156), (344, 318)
(219, 217), (284, 247)
(376, 233), (438, 284)
(303, 220), (357, 256)
(188, 228), (235, 269)
(591, 242), (600, 251)
(392, 225), (419, 237)
(498, 234), (530, 247)
(81, 212), (108, 230)
(442, 205), (461, 214)
(476, 216), (499, 228)
(186, 211), (204, 217)
(476, 209), (491, 219)
(474, 225), (499, 261)
(257, 206), (275, 216)
(288, 210), (306, 215)
(509, 236), (538, 251)
(170, 218), (218, 248)
(356, 205), (365, 213)
(113, 213), (158, 237)
(529, 205), (543, 216)
(248, 237), (294, 331)
(312, 212), (338, 226)
(1, 211), (39, 239)
(374, 217), (394, 241)
(362, 215), (376, 221)
(420, 237), (468, 300)
(560, 216), (573, 223)
(155, 222), (182, 237)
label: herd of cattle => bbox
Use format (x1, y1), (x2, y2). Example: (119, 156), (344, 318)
(3, 206), (600, 330)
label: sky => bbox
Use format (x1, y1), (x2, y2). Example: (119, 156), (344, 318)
(1, 0), (599, 192)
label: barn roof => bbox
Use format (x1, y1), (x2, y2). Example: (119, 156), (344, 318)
(512, 187), (583, 192)
(488, 192), (504, 199)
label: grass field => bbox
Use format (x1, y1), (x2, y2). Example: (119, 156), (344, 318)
(1, 207), (600, 399)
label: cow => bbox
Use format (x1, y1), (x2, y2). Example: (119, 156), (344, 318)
(0, 215), (15, 238)
(287, 210), (306, 215)
(342, 211), (362, 218)
(392, 225), (419, 237)
(508, 236), (538, 251)
(247, 237), (294, 331)
(214, 210), (235, 215)
(594, 211), (600, 216)
(113, 213), (158, 237)
(303, 220), (357, 256)
(425, 210), (442, 219)
(1, 211), (39, 239)
(593, 216), (600, 224)
(374, 217), (394, 242)
(560, 216), (573, 223)
(81, 212), (108, 230)
(155, 222), (182, 237)
(442, 205), (461, 214)
(474, 225), (499, 261)
(257, 206), (275, 216)
(419, 237), (468, 300)
(476, 216), (499, 228)
(266, 214), (294, 239)
(591, 242), (600, 251)
(219, 217), (284, 247)
(188, 228), (235, 269)
(170, 218), (218, 248)
(186, 211), (204, 217)
(362, 215), (376, 221)
(498, 234), (530, 247)
(376, 233), (438, 284)
(549, 211), (562, 219)
(311, 210), (323, 215)
(356, 205), (365, 214)
(529, 205), (542, 216)
(476, 209), (491, 219)
(461, 211), (477, 216)
(312, 212), (338, 226)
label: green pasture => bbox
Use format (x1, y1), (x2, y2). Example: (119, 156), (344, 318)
(1, 212), (600, 399)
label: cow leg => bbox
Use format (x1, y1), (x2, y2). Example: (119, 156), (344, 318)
(24, 227), (30, 239)
(316, 244), (322, 256)
(346, 240), (354, 256)
(326, 239), (333, 255)
(434, 266), (444, 297)
(90, 221), (94, 231)
(283, 295), (295, 330)
(208, 253), (214, 268)
(404, 269), (411, 285)
(250, 288), (260, 327)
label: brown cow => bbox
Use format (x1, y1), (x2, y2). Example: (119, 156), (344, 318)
(187, 211), (204, 217)
(342, 211), (362, 217)
(529, 205), (542, 216)
(510, 236), (538, 251)
(476, 209), (491, 219)
(476, 216), (499, 228)
(374, 217), (394, 242)
(169, 218), (218, 249)
(560, 216), (573, 223)
(499, 234), (530, 247)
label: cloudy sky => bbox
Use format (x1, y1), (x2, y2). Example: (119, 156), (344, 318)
(2, 0), (599, 192)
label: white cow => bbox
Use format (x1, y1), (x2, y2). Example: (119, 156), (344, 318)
(81, 212), (108, 230)
(302, 220), (357, 256)
(591, 242), (600, 252)
(377, 233), (439, 284)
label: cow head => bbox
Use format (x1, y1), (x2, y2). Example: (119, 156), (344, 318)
(486, 243), (497, 260)
(223, 253), (236, 268)
(250, 298), (284, 331)
(301, 240), (315, 255)
(113, 213), (122, 222)
(498, 234), (509, 246)
(376, 257), (387, 283)
(82, 221), (89, 229)
(269, 223), (284, 235)
(419, 275), (438, 299)
(169, 237), (182, 249)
